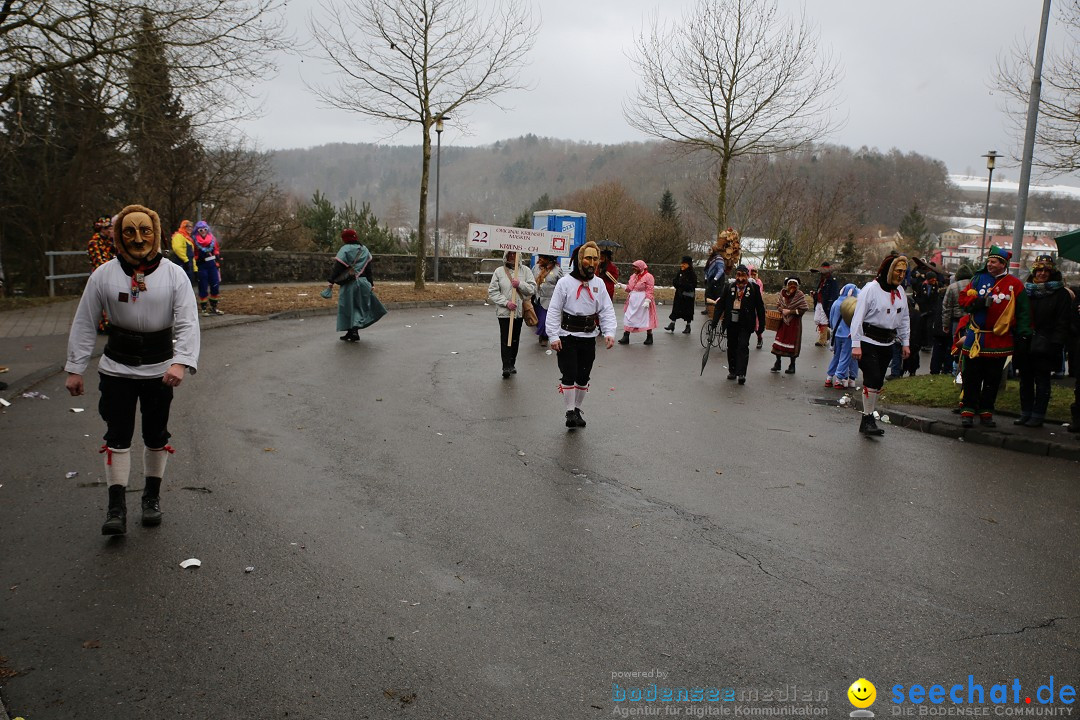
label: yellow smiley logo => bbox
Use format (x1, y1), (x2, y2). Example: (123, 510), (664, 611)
(848, 678), (877, 709)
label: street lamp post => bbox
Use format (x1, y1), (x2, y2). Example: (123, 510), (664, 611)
(433, 115), (449, 282)
(979, 150), (999, 264)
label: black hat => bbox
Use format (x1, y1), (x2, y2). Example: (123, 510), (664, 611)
(600, 249), (613, 258)
(681, 255), (693, 265)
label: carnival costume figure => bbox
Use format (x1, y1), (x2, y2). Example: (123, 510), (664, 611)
(193, 220), (223, 315)
(65, 205), (201, 535)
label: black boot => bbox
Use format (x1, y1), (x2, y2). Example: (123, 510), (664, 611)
(101, 484), (127, 535)
(617, 332), (630, 345)
(209, 300), (224, 316)
(683, 323), (692, 334)
(665, 322), (676, 332)
(573, 408), (587, 428)
(784, 359), (796, 374)
(644, 332), (653, 345)
(142, 477), (163, 527)
(771, 356), (781, 373)
(565, 410), (577, 429)
(859, 414), (884, 436)
(756, 335), (763, 349)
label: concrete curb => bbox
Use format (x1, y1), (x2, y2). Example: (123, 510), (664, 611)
(883, 406), (1080, 461)
(1, 694), (12, 720)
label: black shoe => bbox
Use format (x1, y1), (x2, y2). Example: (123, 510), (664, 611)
(573, 408), (587, 428)
(617, 333), (630, 345)
(980, 415), (996, 428)
(738, 376), (746, 385)
(1013, 415), (1031, 426)
(502, 368), (511, 378)
(101, 485), (127, 536)
(644, 333), (653, 345)
(784, 362), (796, 374)
(727, 373), (737, 380)
(509, 367), (517, 374)
(565, 410), (577, 429)
(340, 331), (359, 342)
(859, 414), (884, 436)
(756, 337), (763, 349)
(961, 415), (974, 428)
(1068, 419), (1079, 433)
(141, 496), (162, 527)
(665, 322), (676, 332)
(771, 359), (781, 373)
(886, 374), (903, 381)
(683, 324), (692, 334)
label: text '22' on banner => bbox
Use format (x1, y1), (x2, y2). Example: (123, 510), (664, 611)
(467, 224), (572, 258)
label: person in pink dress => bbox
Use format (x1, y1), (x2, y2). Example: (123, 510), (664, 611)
(617, 260), (658, 345)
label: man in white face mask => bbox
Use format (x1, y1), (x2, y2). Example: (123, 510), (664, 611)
(64, 204), (201, 536)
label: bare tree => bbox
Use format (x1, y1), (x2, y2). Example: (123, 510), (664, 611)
(996, 0), (1080, 175)
(0, 0), (289, 119)
(308, 0), (537, 289)
(625, 0), (841, 233)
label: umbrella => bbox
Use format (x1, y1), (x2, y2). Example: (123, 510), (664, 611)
(1054, 228), (1080, 263)
(596, 238), (624, 249)
(700, 340), (712, 376)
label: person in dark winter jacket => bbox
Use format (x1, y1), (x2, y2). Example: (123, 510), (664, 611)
(1068, 280), (1080, 432)
(717, 265), (766, 384)
(1015, 256), (1073, 427)
(666, 256), (698, 334)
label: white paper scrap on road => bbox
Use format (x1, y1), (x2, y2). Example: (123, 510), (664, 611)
(65, 471), (78, 478)
(179, 558), (201, 569)
(467, 223), (572, 257)
(0, 398), (10, 407)
(245, 566), (255, 573)
(70, 408), (84, 413)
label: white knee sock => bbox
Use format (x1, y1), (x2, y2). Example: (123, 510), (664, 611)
(575, 385), (588, 410)
(862, 388), (879, 415)
(104, 447), (131, 488)
(562, 385), (576, 412)
(144, 446), (169, 479)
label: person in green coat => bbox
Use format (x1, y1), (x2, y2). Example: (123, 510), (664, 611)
(325, 229), (387, 341)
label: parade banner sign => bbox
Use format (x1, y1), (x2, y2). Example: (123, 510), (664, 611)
(468, 223), (572, 257)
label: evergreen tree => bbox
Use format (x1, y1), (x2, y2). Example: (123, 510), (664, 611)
(897, 204), (930, 257)
(124, 11), (203, 230)
(639, 189), (687, 264)
(838, 233), (864, 273)
(297, 190), (338, 251)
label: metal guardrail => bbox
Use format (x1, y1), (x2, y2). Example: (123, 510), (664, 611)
(45, 251), (90, 297)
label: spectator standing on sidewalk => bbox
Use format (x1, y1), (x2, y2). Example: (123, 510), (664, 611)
(957, 246), (1032, 428)
(1014, 256), (1072, 427)
(65, 204), (200, 535)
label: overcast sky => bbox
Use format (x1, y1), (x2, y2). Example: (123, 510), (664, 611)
(239, 0), (1070, 183)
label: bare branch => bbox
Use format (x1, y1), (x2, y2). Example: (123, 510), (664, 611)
(624, 0), (842, 232)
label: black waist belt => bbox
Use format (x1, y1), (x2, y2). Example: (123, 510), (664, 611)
(104, 325), (174, 366)
(861, 322), (897, 344)
(561, 312), (598, 333)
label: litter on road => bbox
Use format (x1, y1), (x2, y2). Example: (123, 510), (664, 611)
(179, 558), (201, 569)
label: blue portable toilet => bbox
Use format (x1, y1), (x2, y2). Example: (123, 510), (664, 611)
(533, 209), (587, 270)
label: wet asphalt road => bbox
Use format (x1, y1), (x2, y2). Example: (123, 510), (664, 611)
(1, 306), (1078, 719)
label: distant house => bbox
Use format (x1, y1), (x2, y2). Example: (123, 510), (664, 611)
(943, 235), (1059, 270)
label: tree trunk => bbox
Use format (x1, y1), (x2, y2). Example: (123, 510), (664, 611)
(415, 123), (432, 290)
(716, 155), (730, 232)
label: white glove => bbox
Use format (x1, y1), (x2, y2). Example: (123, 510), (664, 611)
(643, 299), (651, 308)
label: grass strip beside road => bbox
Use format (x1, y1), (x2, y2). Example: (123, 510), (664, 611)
(881, 373), (1073, 422)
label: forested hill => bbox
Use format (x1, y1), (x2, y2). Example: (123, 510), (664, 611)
(268, 135), (960, 234)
